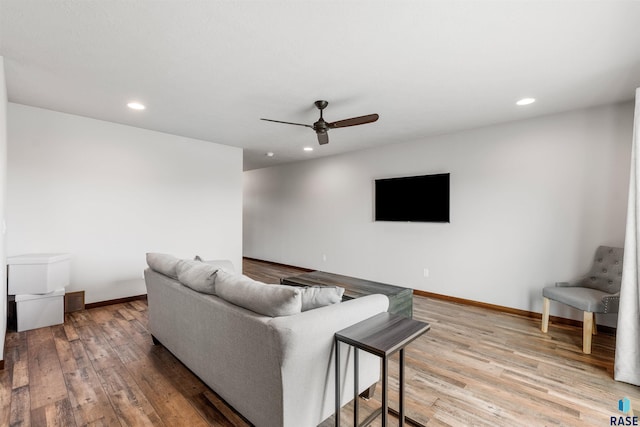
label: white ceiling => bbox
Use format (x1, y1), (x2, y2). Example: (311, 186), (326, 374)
(2, 1), (640, 171)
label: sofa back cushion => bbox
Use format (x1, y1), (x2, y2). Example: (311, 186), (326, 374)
(194, 257), (235, 273)
(175, 260), (219, 295)
(300, 286), (344, 311)
(216, 269), (302, 317)
(146, 253), (180, 279)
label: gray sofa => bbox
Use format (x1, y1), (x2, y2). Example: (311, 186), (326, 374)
(144, 259), (389, 427)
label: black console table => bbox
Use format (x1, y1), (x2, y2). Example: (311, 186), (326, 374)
(334, 312), (430, 427)
(281, 271), (413, 318)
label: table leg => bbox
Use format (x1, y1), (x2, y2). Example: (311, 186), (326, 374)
(335, 338), (340, 427)
(354, 348), (359, 427)
(382, 355), (388, 427)
(399, 349), (405, 427)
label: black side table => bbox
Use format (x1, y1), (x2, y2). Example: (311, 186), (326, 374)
(334, 312), (430, 427)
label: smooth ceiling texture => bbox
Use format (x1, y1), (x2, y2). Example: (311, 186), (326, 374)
(2, 1), (640, 170)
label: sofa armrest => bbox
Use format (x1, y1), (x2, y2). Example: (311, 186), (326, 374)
(269, 293), (390, 362)
(267, 294), (389, 427)
(602, 292), (620, 314)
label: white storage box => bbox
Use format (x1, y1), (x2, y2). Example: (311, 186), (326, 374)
(15, 288), (65, 332)
(8, 253), (71, 294)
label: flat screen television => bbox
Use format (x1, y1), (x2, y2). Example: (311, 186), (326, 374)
(374, 173), (450, 222)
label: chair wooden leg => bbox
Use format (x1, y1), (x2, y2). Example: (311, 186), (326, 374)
(541, 298), (550, 333)
(583, 311), (593, 354)
(592, 315), (597, 335)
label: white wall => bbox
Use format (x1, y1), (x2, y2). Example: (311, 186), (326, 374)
(244, 102), (633, 325)
(7, 104), (243, 304)
(0, 58), (8, 363)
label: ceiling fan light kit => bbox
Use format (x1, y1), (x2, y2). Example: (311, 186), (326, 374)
(261, 100), (379, 145)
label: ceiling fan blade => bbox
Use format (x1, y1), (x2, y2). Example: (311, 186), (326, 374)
(317, 132), (329, 145)
(328, 114), (379, 129)
(260, 118), (313, 128)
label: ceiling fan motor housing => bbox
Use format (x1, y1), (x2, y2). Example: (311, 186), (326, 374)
(314, 119), (328, 133)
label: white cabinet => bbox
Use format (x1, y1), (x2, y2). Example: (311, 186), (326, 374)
(15, 289), (65, 332)
(7, 253), (70, 331)
(8, 253), (71, 294)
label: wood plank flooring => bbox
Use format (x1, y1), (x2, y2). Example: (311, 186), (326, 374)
(1, 258), (638, 426)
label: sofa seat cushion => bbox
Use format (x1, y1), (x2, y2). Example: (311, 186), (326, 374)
(216, 269), (302, 317)
(176, 259), (219, 295)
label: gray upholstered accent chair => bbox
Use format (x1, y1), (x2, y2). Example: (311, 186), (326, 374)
(541, 245), (623, 354)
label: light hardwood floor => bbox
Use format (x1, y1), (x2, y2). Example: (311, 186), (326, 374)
(1, 258), (639, 426)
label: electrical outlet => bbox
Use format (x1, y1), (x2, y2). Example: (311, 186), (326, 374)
(322, 254), (327, 262)
(423, 268), (429, 278)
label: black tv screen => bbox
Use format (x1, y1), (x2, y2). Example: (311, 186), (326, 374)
(375, 173), (450, 222)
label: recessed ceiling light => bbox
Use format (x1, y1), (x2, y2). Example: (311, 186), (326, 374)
(303, 147), (314, 152)
(516, 98), (536, 106)
(266, 152), (275, 157)
(127, 102), (146, 110)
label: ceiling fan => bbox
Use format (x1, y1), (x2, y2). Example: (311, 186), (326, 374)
(260, 100), (379, 145)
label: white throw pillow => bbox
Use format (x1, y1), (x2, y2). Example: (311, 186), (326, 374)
(175, 259), (218, 295)
(300, 286), (345, 311)
(216, 269), (302, 317)
(146, 253), (180, 279)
